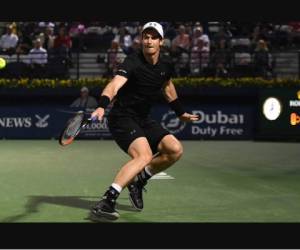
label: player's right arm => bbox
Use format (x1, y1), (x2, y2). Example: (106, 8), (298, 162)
(101, 75), (128, 100)
(91, 75), (127, 120)
(92, 54), (134, 120)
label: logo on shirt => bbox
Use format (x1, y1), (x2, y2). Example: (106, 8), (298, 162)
(160, 72), (166, 76)
(130, 129), (137, 135)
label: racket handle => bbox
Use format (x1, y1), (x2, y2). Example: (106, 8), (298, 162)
(82, 116), (98, 128)
(89, 116), (98, 122)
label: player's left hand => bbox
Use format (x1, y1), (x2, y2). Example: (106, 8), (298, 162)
(179, 112), (200, 122)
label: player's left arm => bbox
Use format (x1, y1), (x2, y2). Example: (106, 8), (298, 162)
(162, 79), (199, 122)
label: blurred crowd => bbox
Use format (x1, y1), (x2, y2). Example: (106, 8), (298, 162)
(1, 21), (300, 79)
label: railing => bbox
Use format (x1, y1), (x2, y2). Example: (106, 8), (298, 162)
(0, 48), (72, 79)
(69, 49), (300, 79)
(1, 49), (300, 79)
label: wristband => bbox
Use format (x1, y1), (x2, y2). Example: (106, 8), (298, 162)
(99, 95), (111, 109)
(169, 98), (185, 117)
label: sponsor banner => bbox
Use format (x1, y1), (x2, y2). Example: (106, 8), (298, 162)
(0, 107), (61, 138)
(0, 105), (253, 139)
(152, 104), (254, 139)
(0, 107), (112, 139)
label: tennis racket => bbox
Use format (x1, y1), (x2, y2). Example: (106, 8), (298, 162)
(59, 111), (97, 146)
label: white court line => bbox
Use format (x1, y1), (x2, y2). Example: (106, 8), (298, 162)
(150, 171), (175, 180)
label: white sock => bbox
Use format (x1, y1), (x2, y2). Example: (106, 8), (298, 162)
(144, 166), (153, 176)
(111, 183), (122, 193)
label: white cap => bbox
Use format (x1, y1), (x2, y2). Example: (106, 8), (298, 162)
(142, 22), (164, 39)
(80, 86), (89, 92)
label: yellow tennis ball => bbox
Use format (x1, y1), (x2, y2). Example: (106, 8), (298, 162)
(0, 57), (6, 69)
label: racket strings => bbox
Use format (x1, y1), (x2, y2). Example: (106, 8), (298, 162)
(62, 114), (84, 141)
(65, 116), (83, 137)
(59, 112), (88, 146)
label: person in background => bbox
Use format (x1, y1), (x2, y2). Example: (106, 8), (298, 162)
(171, 24), (191, 53)
(0, 24), (19, 55)
(15, 29), (33, 55)
(53, 26), (73, 66)
(41, 25), (56, 51)
(70, 86), (99, 109)
(253, 39), (273, 78)
(104, 39), (126, 77)
(28, 38), (48, 78)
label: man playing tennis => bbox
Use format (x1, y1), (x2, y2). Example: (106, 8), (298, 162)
(90, 22), (199, 220)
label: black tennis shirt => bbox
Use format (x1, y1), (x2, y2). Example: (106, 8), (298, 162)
(110, 49), (174, 117)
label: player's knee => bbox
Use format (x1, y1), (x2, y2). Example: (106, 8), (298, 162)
(138, 152), (153, 166)
(172, 142), (183, 160)
(167, 142), (183, 162)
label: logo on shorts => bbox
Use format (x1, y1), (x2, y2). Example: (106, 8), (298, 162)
(161, 111), (186, 134)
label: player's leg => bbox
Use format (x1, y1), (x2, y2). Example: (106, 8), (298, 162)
(91, 116), (153, 220)
(128, 119), (183, 210)
(147, 134), (183, 174)
(112, 137), (153, 188)
(91, 137), (153, 220)
(128, 135), (183, 210)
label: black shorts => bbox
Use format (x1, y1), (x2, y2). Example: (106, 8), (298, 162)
(108, 114), (170, 154)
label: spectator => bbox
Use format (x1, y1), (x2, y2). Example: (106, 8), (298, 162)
(41, 25), (55, 51)
(171, 25), (191, 76)
(171, 24), (191, 53)
(0, 24), (19, 55)
(289, 21), (300, 48)
(69, 22), (86, 51)
(38, 22), (55, 30)
(163, 22), (177, 41)
(190, 37), (210, 76)
(273, 24), (292, 49)
(161, 37), (172, 56)
(114, 27), (133, 55)
(191, 25), (210, 49)
(250, 23), (261, 49)
(131, 37), (141, 53)
(191, 26), (202, 46)
(15, 29), (33, 55)
(54, 26), (72, 49)
(29, 38), (48, 64)
(253, 39), (273, 78)
(251, 23), (274, 50)
(28, 38), (48, 78)
(212, 24), (232, 49)
(104, 39), (126, 77)
(210, 38), (232, 76)
(70, 86), (98, 109)
(53, 26), (73, 66)
(131, 25), (143, 44)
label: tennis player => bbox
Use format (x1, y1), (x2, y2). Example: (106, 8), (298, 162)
(90, 22), (199, 220)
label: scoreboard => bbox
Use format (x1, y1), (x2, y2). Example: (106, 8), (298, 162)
(256, 88), (300, 140)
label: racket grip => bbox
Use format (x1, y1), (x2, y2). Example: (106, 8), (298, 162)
(89, 116), (98, 122)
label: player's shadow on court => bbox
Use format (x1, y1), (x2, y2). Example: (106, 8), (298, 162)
(1, 195), (138, 222)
